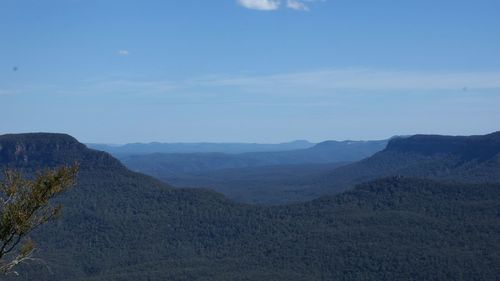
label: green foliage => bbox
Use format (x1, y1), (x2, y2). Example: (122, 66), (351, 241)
(0, 165), (78, 274)
(7, 174), (500, 281)
(144, 162), (348, 204)
(1, 132), (500, 280)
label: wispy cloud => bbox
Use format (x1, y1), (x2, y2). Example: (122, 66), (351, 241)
(237, 0), (322, 11)
(237, 0), (280, 11)
(8, 69), (500, 103)
(52, 79), (178, 98)
(117, 50), (130, 56)
(0, 89), (20, 96)
(286, 0), (309, 11)
(190, 69), (500, 93)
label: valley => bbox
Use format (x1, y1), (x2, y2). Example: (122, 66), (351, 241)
(1, 132), (499, 280)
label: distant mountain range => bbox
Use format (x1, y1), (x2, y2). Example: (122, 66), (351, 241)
(117, 139), (388, 173)
(140, 132), (499, 204)
(1, 132), (500, 280)
(87, 140), (315, 155)
(112, 139), (388, 204)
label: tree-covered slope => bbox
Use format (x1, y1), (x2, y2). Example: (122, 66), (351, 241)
(0, 133), (124, 171)
(308, 131), (500, 196)
(1, 133), (500, 280)
(166, 162), (348, 204)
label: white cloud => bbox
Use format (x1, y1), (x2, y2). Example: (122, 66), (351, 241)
(287, 0), (309, 11)
(237, 0), (323, 11)
(237, 0), (280, 11)
(117, 50), (130, 56)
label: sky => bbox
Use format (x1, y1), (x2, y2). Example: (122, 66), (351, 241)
(1, 0), (499, 143)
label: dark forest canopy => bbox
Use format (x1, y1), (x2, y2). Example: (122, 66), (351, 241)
(0, 132), (499, 280)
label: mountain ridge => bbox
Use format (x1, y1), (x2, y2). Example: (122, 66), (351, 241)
(1, 132), (500, 280)
(143, 131), (500, 204)
(307, 131), (500, 197)
(88, 139), (316, 155)
(385, 131), (500, 160)
(117, 139), (388, 180)
(0, 133), (127, 171)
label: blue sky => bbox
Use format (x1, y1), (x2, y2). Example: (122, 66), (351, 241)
(1, 0), (499, 143)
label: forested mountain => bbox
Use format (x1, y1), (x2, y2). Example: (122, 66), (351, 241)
(0, 133), (125, 171)
(1, 133), (500, 280)
(88, 140), (315, 155)
(308, 131), (500, 196)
